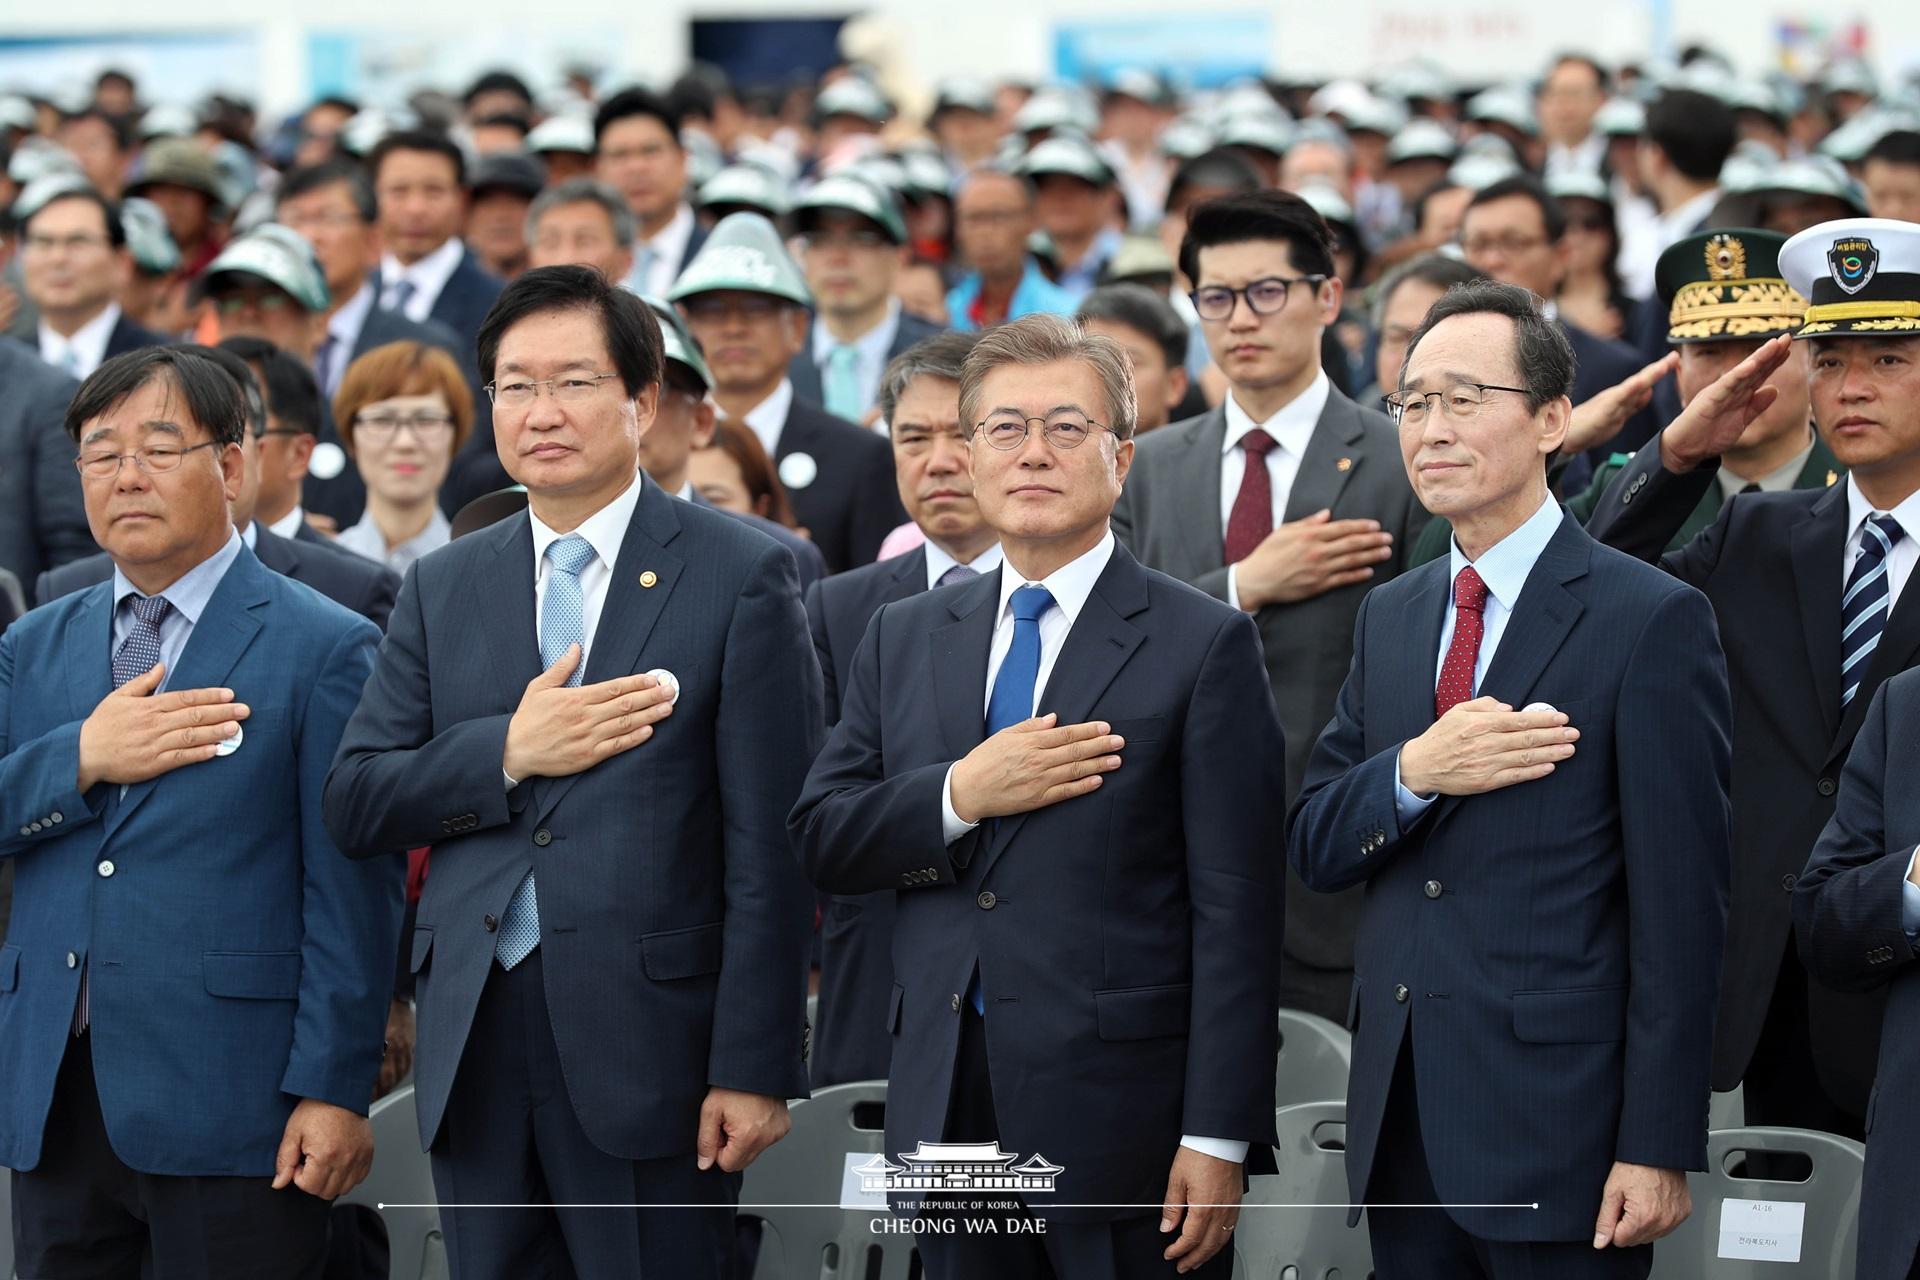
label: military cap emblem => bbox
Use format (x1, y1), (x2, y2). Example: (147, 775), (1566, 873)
(1828, 237), (1879, 295)
(1705, 234), (1747, 281)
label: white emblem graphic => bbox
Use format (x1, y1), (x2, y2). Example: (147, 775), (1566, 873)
(856, 1142), (1064, 1193)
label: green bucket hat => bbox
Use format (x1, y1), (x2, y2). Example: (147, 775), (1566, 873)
(643, 295), (714, 391)
(196, 224), (331, 312)
(791, 174), (908, 244)
(667, 211), (812, 308)
(697, 164), (791, 220)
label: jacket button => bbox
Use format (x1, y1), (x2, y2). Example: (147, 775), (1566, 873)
(1424, 880), (1443, 899)
(951, 994), (962, 1011)
(977, 891), (997, 910)
(1780, 873), (1797, 892)
(50, 812), (61, 823)
(97, 860), (115, 878)
(533, 828), (553, 846)
(66, 952), (78, 968)
(17, 826), (28, 837)
(1816, 777), (1836, 797)
(1394, 984), (1409, 1003)
(29, 822), (41, 833)
(483, 914), (498, 932)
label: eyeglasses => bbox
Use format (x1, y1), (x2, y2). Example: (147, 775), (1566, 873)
(485, 372), (621, 406)
(970, 412), (1116, 451)
(23, 233), (112, 254)
(214, 290), (293, 315)
(1383, 383), (1533, 425)
(680, 295), (784, 323)
(75, 440), (220, 479)
(1460, 233), (1549, 258)
(1190, 275), (1326, 322)
(354, 411), (455, 441)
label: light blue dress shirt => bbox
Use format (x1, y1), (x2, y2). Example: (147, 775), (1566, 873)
(1394, 495), (1564, 826)
(109, 530), (244, 692)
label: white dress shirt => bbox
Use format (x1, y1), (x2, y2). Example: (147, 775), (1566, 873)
(320, 282), (379, 397)
(1620, 187), (1720, 301)
(742, 378), (796, 461)
(811, 300), (902, 420)
(39, 302), (120, 380)
(335, 507), (451, 576)
(624, 202), (696, 299)
(923, 539), (1004, 592)
(1716, 438), (1815, 501)
(934, 527), (1246, 1164)
(1221, 371), (1331, 610)
(380, 237), (466, 323)
(1394, 494), (1564, 823)
(267, 507), (308, 540)
(1844, 477), (1920, 609)
(1543, 133), (1608, 181)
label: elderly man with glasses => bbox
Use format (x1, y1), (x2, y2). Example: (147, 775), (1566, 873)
(1112, 188), (1430, 1027)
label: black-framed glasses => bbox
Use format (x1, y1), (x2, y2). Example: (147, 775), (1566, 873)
(1383, 383), (1533, 425)
(970, 412), (1116, 451)
(1190, 274), (1326, 322)
(485, 373), (621, 407)
(75, 440), (220, 479)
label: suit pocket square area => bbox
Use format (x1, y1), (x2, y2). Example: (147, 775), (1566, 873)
(1094, 982), (1191, 1041)
(640, 922), (724, 981)
(203, 951), (303, 1000)
(1510, 984), (1628, 1044)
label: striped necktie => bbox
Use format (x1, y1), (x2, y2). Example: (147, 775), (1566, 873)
(1841, 513), (1905, 709)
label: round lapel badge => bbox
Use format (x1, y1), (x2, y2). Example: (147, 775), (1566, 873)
(308, 442), (348, 480)
(778, 451), (819, 491)
(215, 723), (244, 757)
(645, 668), (681, 704)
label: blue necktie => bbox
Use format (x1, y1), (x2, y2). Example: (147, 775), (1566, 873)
(496, 534), (597, 970)
(968, 584), (1055, 1013)
(824, 344), (863, 421)
(112, 594), (171, 688)
(1842, 514), (1905, 709)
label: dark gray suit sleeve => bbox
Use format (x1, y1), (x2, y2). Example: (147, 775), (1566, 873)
(30, 374), (94, 573)
(804, 578), (839, 726)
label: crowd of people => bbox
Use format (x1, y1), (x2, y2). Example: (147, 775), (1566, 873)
(1, 39), (1919, 1280)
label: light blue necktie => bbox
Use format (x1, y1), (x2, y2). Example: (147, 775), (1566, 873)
(389, 278), (417, 316)
(967, 583), (1055, 1013)
(824, 343), (863, 421)
(496, 534), (597, 970)
(1841, 514), (1905, 709)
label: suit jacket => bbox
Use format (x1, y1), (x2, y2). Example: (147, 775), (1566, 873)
(1587, 447), (1898, 1113)
(0, 547), (399, 1174)
(689, 488), (828, 592)
(1110, 389), (1430, 977)
(787, 312), (947, 410)
(0, 337), (90, 589)
(324, 479), (822, 1158)
(802, 545), (928, 1087)
(35, 525), (399, 632)
(776, 395), (905, 573)
(1793, 670), (1920, 1280)
(1287, 513), (1731, 1242)
(0, 568), (21, 629)
(103, 312), (169, 361)
(790, 544), (1287, 1222)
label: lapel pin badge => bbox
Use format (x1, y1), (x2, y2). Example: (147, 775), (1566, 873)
(645, 668), (681, 705)
(1336, 456), (1353, 472)
(639, 570), (658, 588)
(215, 723), (244, 757)
(778, 451), (819, 491)
(1827, 470), (1839, 487)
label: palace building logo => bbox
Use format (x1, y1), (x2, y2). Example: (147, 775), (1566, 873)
(856, 1142), (1065, 1193)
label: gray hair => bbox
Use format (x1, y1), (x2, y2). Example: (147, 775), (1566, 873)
(526, 178), (638, 249)
(959, 313), (1138, 441)
(1402, 279), (1575, 408)
(1368, 252), (1483, 331)
(877, 330), (979, 427)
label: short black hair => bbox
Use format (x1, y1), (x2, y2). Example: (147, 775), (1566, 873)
(1369, 252), (1484, 329)
(182, 343), (266, 436)
(278, 160), (378, 222)
(1179, 188), (1335, 285)
(368, 129), (467, 188)
(1646, 89), (1737, 182)
(1076, 283), (1189, 369)
(1466, 175), (1568, 242)
(309, 94), (360, 117)
(1544, 53), (1609, 93)
(477, 264), (665, 395)
(667, 69), (728, 123)
(1165, 148), (1261, 216)
(23, 188), (126, 248)
(66, 345), (248, 447)
(593, 87), (683, 151)
(1403, 280), (1576, 408)
(1865, 130), (1920, 169)
(465, 70), (533, 109)
(59, 106), (134, 152)
(217, 335), (324, 438)
(471, 111), (531, 137)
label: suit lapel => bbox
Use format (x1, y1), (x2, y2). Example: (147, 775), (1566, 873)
(928, 570), (1000, 762)
(65, 587), (113, 724)
(978, 549), (1150, 881)
(1167, 409), (1228, 577)
(1833, 510), (1920, 764)
(1378, 561), (1451, 750)
(1791, 487), (1846, 746)
(477, 513), (543, 696)
(1281, 391), (1368, 522)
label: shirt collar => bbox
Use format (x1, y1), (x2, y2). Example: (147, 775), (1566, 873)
(1845, 474), (1920, 543)
(529, 469), (644, 577)
(240, 519), (258, 550)
(328, 280), (377, 347)
(642, 203), (695, 257)
(1222, 371), (1331, 457)
(1448, 493), (1562, 612)
(1659, 187), (1719, 235)
(1718, 435), (1815, 500)
(742, 378), (796, 457)
(995, 529), (1115, 629)
(924, 538), (1004, 591)
(813, 298), (902, 364)
(112, 527), (244, 626)
(267, 506), (305, 540)
(382, 237), (465, 304)
(40, 302), (121, 373)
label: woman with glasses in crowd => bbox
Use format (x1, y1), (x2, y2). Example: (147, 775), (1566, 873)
(332, 340), (472, 572)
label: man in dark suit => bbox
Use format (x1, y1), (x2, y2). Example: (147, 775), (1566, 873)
(1458, 176), (1656, 486)
(1793, 669), (1920, 1280)
(1584, 217), (1920, 1139)
(1, 346), (401, 1276)
(803, 331), (995, 1088)
(1111, 189), (1428, 1024)
(793, 314), (1285, 1278)
(18, 183), (169, 381)
(324, 266), (819, 1280)
(673, 212), (905, 572)
(593, 87), (709, 298)
(0, 335), (90, 588)
(35, 344), (399, 631)
(1289, 281), (1730, 1278)
(787, 175), (945, 423)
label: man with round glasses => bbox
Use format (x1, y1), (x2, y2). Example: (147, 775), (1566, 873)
(1112, 187), (1429, 1026)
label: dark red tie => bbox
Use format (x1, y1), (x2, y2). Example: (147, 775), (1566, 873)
(1435, 566), (1489, 717)
(1224, 428), (1279, 564)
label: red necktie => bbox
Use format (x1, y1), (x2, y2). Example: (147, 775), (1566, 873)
(1224, 428), (1279, 564)
(1435, 566), (1489, 717)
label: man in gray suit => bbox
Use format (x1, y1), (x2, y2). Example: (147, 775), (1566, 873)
(1112, 189), (1429, 1024)
(0, 335), (89, 588)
